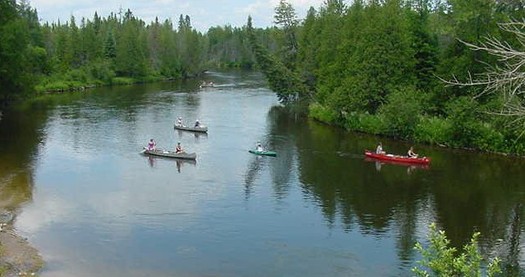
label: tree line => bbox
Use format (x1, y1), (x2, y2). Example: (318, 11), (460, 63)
(0, 0), (280, 102)
(248, 0), (525, 155)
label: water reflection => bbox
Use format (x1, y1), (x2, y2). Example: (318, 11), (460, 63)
(363, 157), (430, 173)
(142, 154), (197, 172)
(0, 106), (46, 215)
(175, 130), (208, 141)
(175, 159), (196, 173)
(264, 107), (525, 273)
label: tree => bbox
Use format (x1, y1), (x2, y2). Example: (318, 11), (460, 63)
(0, 0), (33, 103)
(115, 9), (148, 77)
(246, 16), (308, 103)
(273, 0), (299, 68)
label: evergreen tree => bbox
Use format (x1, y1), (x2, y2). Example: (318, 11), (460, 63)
(0, 0), (33, 103)
(246, 16), (308, 103)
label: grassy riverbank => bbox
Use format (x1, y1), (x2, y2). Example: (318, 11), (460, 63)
(309, 102), (525, 156)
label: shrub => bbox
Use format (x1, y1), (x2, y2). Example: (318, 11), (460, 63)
(446, 97), (482, 148)
(111, 77), (135, 85)
(309, 102), (338, 123)
(413, 116), (452, 146)
(472, 123), (505, 152)
(379, 88), (423, 139)
(344, 112), (386, 135)
(413, 223), (501, 277)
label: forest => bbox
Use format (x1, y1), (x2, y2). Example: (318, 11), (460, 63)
(2, 0), (525, 154)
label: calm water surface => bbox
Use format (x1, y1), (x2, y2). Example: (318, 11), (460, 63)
(1, 71), (525, 276)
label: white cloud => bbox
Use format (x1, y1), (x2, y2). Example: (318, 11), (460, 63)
(30, 0), (325, 31)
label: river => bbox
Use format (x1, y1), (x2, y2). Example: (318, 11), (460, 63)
(0, 70), (524, 276)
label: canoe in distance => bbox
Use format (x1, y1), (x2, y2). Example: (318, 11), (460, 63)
(249, 149), (277, 157)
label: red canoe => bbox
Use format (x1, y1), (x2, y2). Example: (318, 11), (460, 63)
(364, 150), (431, 165)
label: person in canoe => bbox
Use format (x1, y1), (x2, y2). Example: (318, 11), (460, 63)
(147, 139), (156, 151)
(194, 119), (201, 128)
(376, 142), (386, 155)
(175, 142), (184, 153)
(176, 117), (183, 127)
(408, 146), (418, 158)
(256, 142), (264, 152)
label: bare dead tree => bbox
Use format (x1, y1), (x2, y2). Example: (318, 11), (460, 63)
(440, 20), (525, 123)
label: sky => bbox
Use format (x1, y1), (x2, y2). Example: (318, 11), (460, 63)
(29, 0), (326, 32)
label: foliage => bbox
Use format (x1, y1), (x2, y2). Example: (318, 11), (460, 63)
(273, 0), (299, 68)
(413, 223), (501, 277)
(246, 16), (308, 104)
(413, 116), (452, 146)
(445, 97), (483, 148)
(308, 102), (338, 123)
(343, 112), (385, 135)
(0, 0), (34, 102)
(111, 77), (135, 85)
(379, 88), (423, 139)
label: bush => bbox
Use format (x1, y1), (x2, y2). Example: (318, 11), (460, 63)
(413, 223), (501, 277)
(414, 116), (452, 146)
(472, 123), (505, 152)
(344, 112), (386, 135)
(379, 88), (423, 139)
(446, 97), (482, 148)
(111, 77), (135, 85)
(309, 102), (338, 123)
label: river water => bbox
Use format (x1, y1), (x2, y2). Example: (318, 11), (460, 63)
(0, 70), (524, 276)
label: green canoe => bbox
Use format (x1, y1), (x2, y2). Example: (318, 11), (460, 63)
(249, 149), (277, 157)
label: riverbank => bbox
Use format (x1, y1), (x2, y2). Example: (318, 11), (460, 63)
(0, 212), (43, 277)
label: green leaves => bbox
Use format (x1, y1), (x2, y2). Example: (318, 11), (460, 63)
(413, 223), (501, 277)
(246, 16), (307, 104)
(379, 88), (423, 139)
(0, 0), (33, 101)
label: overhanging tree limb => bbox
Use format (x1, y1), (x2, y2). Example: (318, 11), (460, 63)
(441, 20), (525, 119)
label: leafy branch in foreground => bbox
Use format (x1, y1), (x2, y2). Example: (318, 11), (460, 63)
(413, 223), (501, 277)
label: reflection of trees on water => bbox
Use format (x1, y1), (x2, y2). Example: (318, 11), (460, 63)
(243, 106), (296, 202)
(260, 106), (525, 273)
(0, 107), (47, 213)
(428, 154), (525, 274)
(265, 107), (296, 201)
